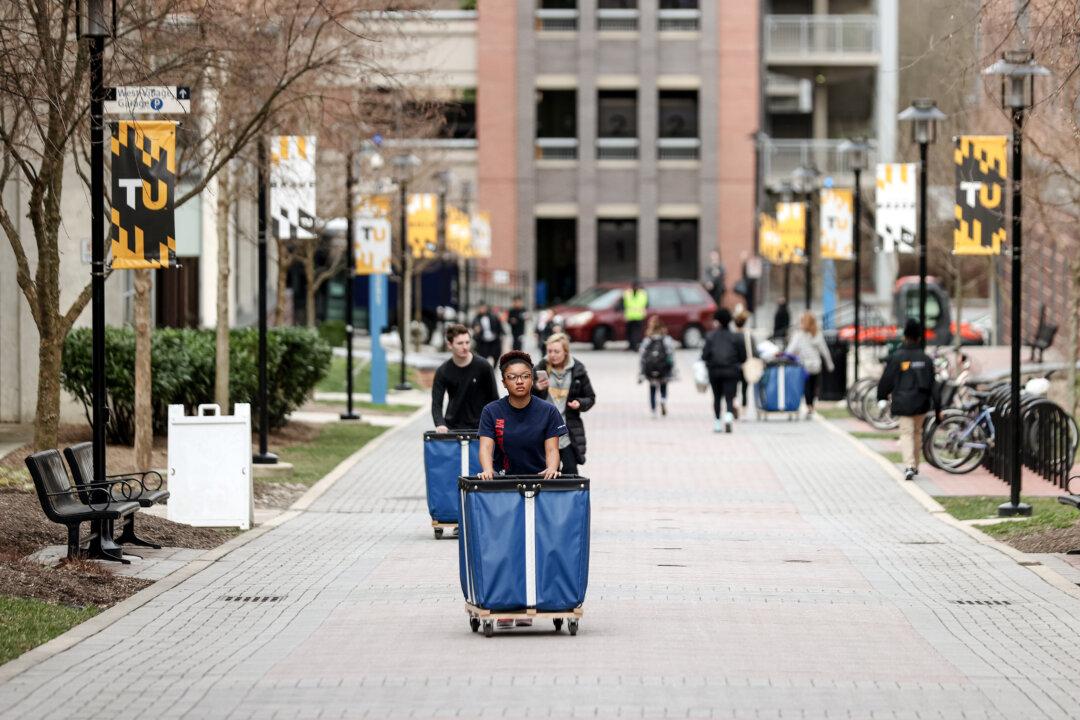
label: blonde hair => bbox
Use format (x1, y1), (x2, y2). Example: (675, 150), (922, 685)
(645, 315), (666, 336)
(800, 312), (818, 336)
(545, 332), (571, 358)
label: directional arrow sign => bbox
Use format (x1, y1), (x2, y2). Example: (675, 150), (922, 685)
(104, 86), (191, 115)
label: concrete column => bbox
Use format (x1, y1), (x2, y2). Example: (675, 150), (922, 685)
(813, 82), (828, 140)
(875, 0), (899, 303)
(637, 0), (659, 280)
(515, 0), (537, 297)
(576, 6), (598, 290)
(698, 1), (719, 274)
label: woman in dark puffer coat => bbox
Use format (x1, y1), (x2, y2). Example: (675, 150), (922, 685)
(532, 332), (596, 474)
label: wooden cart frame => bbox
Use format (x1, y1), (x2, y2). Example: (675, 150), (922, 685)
(466, 602), (583, 637)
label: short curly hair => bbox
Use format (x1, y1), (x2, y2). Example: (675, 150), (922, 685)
(498, 350), (534, 375)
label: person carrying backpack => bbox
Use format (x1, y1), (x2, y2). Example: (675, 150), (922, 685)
(638, 316), (676, 418)
(877, 319), (940, 481)
(702, 308), (747, 433)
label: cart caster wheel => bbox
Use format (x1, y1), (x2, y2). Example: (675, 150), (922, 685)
(434, 527), (443, 539)
(470, 618), (480, 633)
(483, 620), (494, 638)
(568, 620), (579, 636)
(553, 619), (564, 632)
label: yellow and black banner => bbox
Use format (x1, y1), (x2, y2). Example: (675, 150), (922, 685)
(953, 135), (1007, 256)
(110, 121), (178, 269)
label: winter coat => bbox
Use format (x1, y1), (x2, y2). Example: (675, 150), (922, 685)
(701, 328), (747, 379)
(877, 343), (939, 417)
(532, 359), (596, 465)
(785, 330), (835, 375)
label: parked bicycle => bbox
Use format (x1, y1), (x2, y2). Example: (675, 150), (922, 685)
(925, 389), (997, 474)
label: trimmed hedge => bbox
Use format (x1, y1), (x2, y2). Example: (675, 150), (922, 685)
(61, 327), (332, 445)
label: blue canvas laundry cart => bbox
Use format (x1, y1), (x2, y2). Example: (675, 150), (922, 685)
(757, 359), (805, 420)
(423, 431), (481, 538)
(458, 475), (591, 636)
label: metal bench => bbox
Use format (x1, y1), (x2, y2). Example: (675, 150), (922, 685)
(25, 449), (141, 563)
(64, 442), (168, 550)
(1027, 305), (1058, 363)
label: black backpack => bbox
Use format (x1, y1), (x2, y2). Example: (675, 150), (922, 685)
(642, 337), (672, 379)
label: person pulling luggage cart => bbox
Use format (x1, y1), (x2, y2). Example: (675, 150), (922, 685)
(461, 351), (590, 635)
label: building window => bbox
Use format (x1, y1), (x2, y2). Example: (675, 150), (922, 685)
(658, 219), (699, 279)
(536, 218), (577, 306)
(536, 89), (578, 160)
(536, 0), (578, 31)
(598, 90), (639, 160)
(659, 0), (697, 7)
(658, 90), (699, 159)
(440, 90), (476, 140)
(597, 219), (638, 281)
(658, 0), (699, 31)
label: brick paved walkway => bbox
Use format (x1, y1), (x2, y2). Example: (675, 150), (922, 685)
(4, 349), (1080, 719)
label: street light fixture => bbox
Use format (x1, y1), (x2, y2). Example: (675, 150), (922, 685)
(839, 138), (871, 383)
(984, 49), (1050, 519)
(392, 153), (421, 392)
(791, 164), (820, 311)
(434, 170), (456, 311)
(898, 98), (946, 349)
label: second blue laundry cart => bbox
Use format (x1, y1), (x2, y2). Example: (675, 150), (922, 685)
(458, 475), (591, 636)
(423, 430), (481, 538)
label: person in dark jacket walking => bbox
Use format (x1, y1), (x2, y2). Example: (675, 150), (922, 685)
(471, 302), (504, 365)
(877, 319), (939, 481)
(533, 332), (596, 474)
(507, 296), (527, 351)
(772, 297), (791, 342)
(431, 324), (500, 432)
(702, 308), (747, 433)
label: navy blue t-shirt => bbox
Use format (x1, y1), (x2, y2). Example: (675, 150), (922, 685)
(478, 396), (568, 475)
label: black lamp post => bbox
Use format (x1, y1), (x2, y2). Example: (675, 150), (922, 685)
(340, 151), (361, 421)
(791, 164), (820, 311)
(253, 139), (277, 464)
(898, 98), (946, 348)
(79, 0), (114, 491)
(839, 138), (870, 383)
(984, 49), (1050, 518)
(392, 153), (420, 392)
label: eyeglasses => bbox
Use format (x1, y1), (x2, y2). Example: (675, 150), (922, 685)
(504, 373), (532, 382)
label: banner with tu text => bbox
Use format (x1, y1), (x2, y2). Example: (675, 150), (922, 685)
(109, 120), (178, 269)
(953, 135), (1007, 256)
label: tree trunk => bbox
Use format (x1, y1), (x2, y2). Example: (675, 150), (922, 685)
(33, 329), (63, 451)
(1069, 255), (1079, 417)
(215, 179), (231, 411)
(305, 245), (317, 327)
(275, 238), (290, 325)
(133, 269), (154, 468)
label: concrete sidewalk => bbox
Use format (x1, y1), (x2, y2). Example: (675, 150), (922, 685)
(4, 349), (1080, 718)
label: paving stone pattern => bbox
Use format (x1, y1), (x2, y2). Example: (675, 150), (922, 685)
(3, 350), (1080, 718)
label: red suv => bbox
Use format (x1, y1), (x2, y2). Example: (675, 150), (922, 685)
(538, 280), (717, 349)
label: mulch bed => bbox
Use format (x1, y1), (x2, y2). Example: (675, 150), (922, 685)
(999, 526), (1080, 554)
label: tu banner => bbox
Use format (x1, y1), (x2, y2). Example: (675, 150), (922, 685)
(270, 136), (317, 240)
(953, 135), (1007, 255)
(819, 188), (853, 260)
(109, 120), (178, 269)
(876, 163), (916, 253)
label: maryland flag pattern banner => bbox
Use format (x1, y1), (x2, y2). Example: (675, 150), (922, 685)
(110, 121), (178, 269)
(470, 211), (492, 259)
(407, 193), (438, 258)
(776, 201), (806, 264)
(876, 163), (916, 254)
(355, 195), (393, 275)
(819, 188), (853, 260)
(758, 213), (782, 264)
(270, 136), (317, 240)
(953, 135), (1007, 256)
(445, 206), (473, 257)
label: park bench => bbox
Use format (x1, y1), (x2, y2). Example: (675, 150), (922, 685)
(64, 442), (167, 550)
(1027, 305), (1058, 363)
(25, 449), (141, 563)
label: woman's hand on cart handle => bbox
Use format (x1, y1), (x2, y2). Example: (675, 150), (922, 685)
(478, 469), (495, 480)
(436, 424), (449, 434)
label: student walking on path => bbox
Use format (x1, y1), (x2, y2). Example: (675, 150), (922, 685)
(431, 324), (499, 432)
(507, 296), (527, 351)
(785, 311), (834, 418)
(877, 319), (939, 482)
(639, 316), (677, 418)
(533, 333), (596, 475)
(733, 309), (752, 413)
(702, 308), (747, 434)
(471, 302), (504, 365)
(622, 281), (649, 351)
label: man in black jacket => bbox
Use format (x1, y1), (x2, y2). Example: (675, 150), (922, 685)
(877, 319), (938, 481)
(471, 302), (504, 365)
(507, 296), (526, 351)
(432, 324), (499, 432)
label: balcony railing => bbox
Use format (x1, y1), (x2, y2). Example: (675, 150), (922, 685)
(657, 137), (700, 161)
(597, 8), (639, 32)
(379, 138), (478, 150)
(535, 8), (579, 32)
(658, 8), (700, 32)
(597, 137), (639, 160)
(761, 138), (876, 185)
(536, 137), (579, 160)
(764, 15), (879, 64)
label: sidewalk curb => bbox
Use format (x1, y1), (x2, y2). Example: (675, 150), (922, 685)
(0, 406), (427, 684)
(817, 415), (1080, 602)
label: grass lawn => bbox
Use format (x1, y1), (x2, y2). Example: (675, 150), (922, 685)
(816, 405), (851, 420)
(0, 596), (98, 665)
(275, 421), (386, 487)
(937, 496), (1079, 540)
(879, 450), (903, 464)
(851, 431), (900, 440)
(312, 400), (419, 415)
(317, 356), (421, 395)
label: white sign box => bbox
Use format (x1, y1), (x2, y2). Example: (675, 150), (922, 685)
(167, 403), (253, 529)
(104, 86), (191, 115)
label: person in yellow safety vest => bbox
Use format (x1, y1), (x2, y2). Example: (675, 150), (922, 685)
(623, 281), (649, 351)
